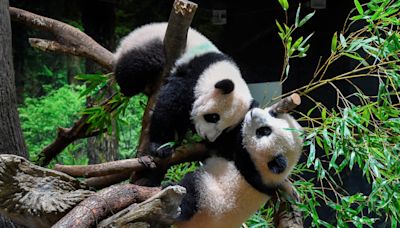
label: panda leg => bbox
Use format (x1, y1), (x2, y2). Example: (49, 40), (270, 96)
(175, 171), (201, 221)
(148, 80), (192, 158)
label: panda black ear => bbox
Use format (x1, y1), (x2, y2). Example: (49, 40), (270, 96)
(215, 79), (234, 94)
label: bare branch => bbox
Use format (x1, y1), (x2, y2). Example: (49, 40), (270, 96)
(29, 38), (86, 59)
(270, 93), (301, 114)
(137, 0), (198, 156)
(54, 143), (208, 178)
(9, 7), (114, 70)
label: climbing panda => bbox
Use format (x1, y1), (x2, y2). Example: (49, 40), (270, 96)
(114, 22), (254, 157)
(173, 106), (303, 228)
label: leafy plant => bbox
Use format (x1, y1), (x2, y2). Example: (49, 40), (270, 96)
(19, 85), (87, 164)
(276, 0), (315, 81)
(273, 0), (400, 227)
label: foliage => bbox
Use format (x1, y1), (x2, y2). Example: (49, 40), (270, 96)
(118, 94), (147, 159)
(19, 85), (87, 165)
(275, 0), (400, 227)
(164, 162), (200, 184)
(275, 1), (315, 81)
(76, 73), (147, 159)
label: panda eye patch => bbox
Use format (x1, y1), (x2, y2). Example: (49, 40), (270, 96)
(269, 110), (278, 118)
(204, 113), (220, 123)
(256, 126), (272, 138)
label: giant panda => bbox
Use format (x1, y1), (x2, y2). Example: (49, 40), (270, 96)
(114, 22), (254, 157)
(173, 106), (303, 228)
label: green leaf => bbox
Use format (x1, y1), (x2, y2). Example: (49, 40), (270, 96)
(278, 0), (289, 10)
(298, 11), (315, 27)
(307, 142), (316, 167)
(342, 52), (365, 61)
(339, 33), (347, 48)
(321, 108), (327, 120)
(275, 20), (284, 33)
(349, 152), (356, 169)
(354, 0), (364, 15)
(331, 32), (338, 53)
(295, 4), (301, 27)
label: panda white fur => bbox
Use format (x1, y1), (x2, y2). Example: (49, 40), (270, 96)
(114, 22), (253, 157)
(173, 106), (303, 228)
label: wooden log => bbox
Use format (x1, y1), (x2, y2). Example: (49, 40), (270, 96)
(97, 186), (186, 228)
(0, 155), (93, 228)
(52, 184), (161, 228)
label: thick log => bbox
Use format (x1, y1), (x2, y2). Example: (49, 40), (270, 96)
(84, 171), (133, 190)
(9, 7), (114, 70)
(0, 155), (93, 228)
(98, 186), (186, 228)
(52, 184), (160, 228)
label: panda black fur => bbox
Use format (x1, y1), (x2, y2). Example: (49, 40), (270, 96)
(173, 106), (303, 228)
(114, 23), (253, 157)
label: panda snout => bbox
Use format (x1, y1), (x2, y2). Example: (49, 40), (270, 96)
(267, 154), (287, 174)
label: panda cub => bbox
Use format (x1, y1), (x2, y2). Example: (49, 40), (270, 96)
(114, 23), (253, 157)
(174, 106), (303, 228)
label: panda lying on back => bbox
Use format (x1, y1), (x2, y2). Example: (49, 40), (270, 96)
(173, 106), (303, 228)
(114, 23), (253, 157)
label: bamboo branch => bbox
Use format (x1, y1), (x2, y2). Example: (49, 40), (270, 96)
(9, 7), (114, 70)
(270, 93), (301, 114)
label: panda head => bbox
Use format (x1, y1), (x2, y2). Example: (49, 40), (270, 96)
(191, 60), (253, 142)
(242, 107), (303, 186)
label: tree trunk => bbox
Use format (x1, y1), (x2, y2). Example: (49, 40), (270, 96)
(0, 0), (27, 159)
(82, 0), (118, 164)
(0, 0), (28, 226)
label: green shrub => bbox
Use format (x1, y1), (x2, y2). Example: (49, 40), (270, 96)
(19, 85), (87, 165)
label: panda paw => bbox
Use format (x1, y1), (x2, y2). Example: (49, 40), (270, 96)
(268, 154), (288, 174)
(149, 142), (174, 158)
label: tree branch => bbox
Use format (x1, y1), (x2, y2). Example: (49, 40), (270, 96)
(136, 0), (198, 156)
(270, 93), (301, 114)
(54, 143), (208, 178)
(9, 7), (114, 70)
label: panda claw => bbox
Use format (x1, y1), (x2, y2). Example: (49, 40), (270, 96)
(149, 143), (174, 158)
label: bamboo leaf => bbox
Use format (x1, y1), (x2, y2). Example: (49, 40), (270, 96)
(342, 52), (365, 61)
(331, 32), (338, 53)
(298, 11), (315, 27)
(278, 0), (289, 11)
(295, 4), (301, 27)
(275, 20), (284, 33)
(339, 33), (347, 48)
(354, 0), (364, 15)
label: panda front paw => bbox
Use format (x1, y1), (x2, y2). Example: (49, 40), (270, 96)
(149, 142), (174, 158)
